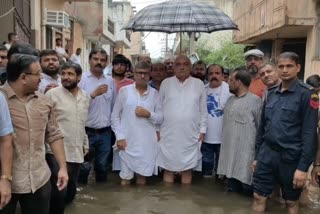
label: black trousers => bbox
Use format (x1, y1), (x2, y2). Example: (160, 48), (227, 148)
(0, 181), (51, 214)
(46, 154), (67, 214)
(46, 154), (81, 214)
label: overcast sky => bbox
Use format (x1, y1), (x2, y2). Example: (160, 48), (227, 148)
(128, 0), (169, 58)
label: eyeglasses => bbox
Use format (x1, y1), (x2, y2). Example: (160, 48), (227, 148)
(25, 72), (41, 77)
(135, 72), (150, 76)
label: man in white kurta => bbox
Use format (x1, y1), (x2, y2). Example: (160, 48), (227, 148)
(157, 55), (208, 184)
(111, 62), (163, 185)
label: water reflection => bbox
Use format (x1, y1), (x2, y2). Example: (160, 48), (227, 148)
(66, 173), (320, 214)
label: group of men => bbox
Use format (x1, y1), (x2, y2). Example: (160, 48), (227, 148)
(0, 37), (319, 214)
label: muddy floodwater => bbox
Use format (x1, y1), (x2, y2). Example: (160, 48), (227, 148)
(65, 172), (320, 214)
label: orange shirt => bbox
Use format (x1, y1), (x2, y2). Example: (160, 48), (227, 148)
(249, 78), (266, 99)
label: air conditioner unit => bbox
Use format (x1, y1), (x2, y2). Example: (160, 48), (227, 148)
(46, 10), (70, 28)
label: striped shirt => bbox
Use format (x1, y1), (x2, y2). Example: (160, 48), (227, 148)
(217, 92), (263, 185)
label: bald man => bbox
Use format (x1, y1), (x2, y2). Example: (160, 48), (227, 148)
(157, 55), (208, 184)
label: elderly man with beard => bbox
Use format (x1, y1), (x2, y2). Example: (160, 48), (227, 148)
(78, 48), (117, 184)
(192, 60), (207, 83)
(38, 49), (61, 94)
(202, 64), (232, 178)
(217, 67), (262, 195)
(157, 55), (207, 184)
(244, 49), (266, 99)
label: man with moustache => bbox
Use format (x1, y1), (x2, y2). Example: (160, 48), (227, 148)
(111, 62), (163, 185)
(46, 62), (106, 213)
(164, 57), (175, 78)
(157, 55), (207, 184)
(218, 67), (262, 195)
(149, 63), (167, 91)
(0, 54), (68, 214)
(258, 62), (281, 101)
(78, 48), (116, 184)
(38, 49), (61, 93)
(244, 49), (266, 98)
(192, 60), (207, 83)
(112, 54), (134, 92)
(202, 64), (232, 178)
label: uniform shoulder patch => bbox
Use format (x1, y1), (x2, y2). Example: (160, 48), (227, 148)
(310, 93), (319, 109)
(299, 82), (313, 90)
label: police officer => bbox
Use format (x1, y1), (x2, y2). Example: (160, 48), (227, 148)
(252, 52), (318, 214)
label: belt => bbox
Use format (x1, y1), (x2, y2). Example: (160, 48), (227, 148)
(85, 126), (111, 134)
(266, 143), (283, 152)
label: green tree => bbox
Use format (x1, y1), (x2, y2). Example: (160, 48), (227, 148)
(196, 42), (246, 69)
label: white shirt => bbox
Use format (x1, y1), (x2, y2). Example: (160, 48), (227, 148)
(70, 54), (81, 66)
(204, 81), (232, 144)
(4, 43), (11, 50)
(79, 71), (116, 129)
(111, 84), (163, 176)
(46, 86), (90, 163)
(39, 73), (61, 94)
(55, 46), (67, 62)
(157, 76), (208, 171)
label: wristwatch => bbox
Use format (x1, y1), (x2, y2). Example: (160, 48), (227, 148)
(1, 175), (12, 181)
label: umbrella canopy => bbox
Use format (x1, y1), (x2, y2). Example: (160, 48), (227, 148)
(124, 0), (238, 33)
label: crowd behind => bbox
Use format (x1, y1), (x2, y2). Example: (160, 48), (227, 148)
(0, 32), (320, 214)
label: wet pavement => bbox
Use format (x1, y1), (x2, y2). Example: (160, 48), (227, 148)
(66, 172), (320, 214)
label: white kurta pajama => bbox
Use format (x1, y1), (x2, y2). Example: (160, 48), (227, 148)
(157, 76), (208, 171)
(111, 84), (163, 179)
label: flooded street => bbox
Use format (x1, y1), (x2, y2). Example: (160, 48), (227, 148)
(66, 172), (320, 214)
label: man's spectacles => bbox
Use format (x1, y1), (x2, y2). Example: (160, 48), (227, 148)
(135, 72), (150, 76)
(25, 72), (41, 77)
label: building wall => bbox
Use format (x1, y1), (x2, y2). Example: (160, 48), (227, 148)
(233, 0), (316, 43)
(0, 3), (14, 44)
(123, 32), (143, 63)
(232, 0), (319, 80)
(30, 0), (41, 49)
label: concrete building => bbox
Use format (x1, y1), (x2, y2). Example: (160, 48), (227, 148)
(108, 0), (132, 56)
(233, 0), (319, 80)
(0, 0), (32, 44)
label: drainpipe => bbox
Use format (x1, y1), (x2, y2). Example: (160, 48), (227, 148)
(41, 0), (46, 49)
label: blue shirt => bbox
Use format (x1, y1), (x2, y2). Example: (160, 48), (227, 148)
(0, 92), (13, 136)
(255, 79), (318, 172)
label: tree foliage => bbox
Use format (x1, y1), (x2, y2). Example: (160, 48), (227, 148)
(196, 42), (246, 69)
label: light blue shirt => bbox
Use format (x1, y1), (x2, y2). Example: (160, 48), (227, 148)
(0, 92), (13, 136)
(79, 71), (117, 129)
